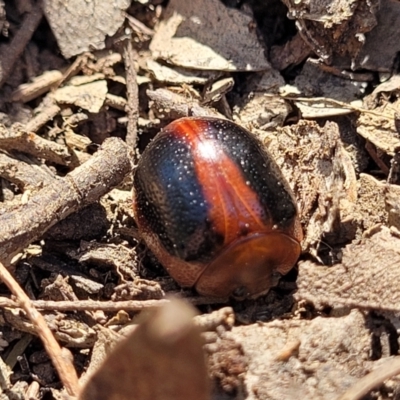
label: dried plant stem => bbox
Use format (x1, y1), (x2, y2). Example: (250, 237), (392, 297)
(0, 296), (225, 311)
(0, 261), (79, 396)
(0, 137), (130, 262)
(122, 39), (139, 150)
(337, 357), (400, 400)
(0, 1), (43, 88)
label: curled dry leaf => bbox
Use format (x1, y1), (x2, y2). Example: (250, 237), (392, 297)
(265, 120), (357, 253)
(281, 0), (379, 64)
(79, 298), (210, 400)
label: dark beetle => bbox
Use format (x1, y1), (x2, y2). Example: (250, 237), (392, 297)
(133, 117), (302, 298)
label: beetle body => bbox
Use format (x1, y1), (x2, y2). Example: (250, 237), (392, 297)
(133, 117), (302, 298)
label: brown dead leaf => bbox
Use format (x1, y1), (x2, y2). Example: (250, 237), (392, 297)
(281, 0), (379, 63)
(265, 120), (357, 253)
(357, 100), (400, 157)
(79, 298), (210, 400)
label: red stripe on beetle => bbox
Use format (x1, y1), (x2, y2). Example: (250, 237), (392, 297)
(168, 118), (269, 246)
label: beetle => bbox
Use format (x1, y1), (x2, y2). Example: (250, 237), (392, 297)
(133, 117), (302, 298)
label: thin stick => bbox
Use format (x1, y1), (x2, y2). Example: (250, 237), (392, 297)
(337, 357), (400, 400)
(122, 39), (139, 150)
(0, 261), (79, 396)
(0, 296), (226, 311)
(0, 2), (43, 88)
(0, 137), (130, 262)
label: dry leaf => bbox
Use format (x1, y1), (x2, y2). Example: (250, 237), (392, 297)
(79, 298), (210, 400)
(295, 226), (400, 312)
(43, 0), (131, 58)
(146, 59), (217, 85)
(52, 80), (107, 113)
(357, 100), (400, 156)
(265, 120), (357, 252)
(150, 0), (270, 71)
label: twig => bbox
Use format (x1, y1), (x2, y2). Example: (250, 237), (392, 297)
(0, 260), (79, 396)
(337, 357), (400, 400)
(0, 137), (131, 262)
(11, 70), (63, 103)
(105, 93), (127, 111)
(55, 52), (95, 89)
(25, 103), (61, 133)
(122, 39), (139, 150)
(0, 124), (71, 166)
(0, 152), (55, 190)
(0, 3), (43, 88)
(126, 14), (155, 38)
(275, 93), (396, 120)
(0, 296), (226, 311)
(147, 88), (225, 119)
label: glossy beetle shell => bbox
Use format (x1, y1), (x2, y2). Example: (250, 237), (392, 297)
(133, 117), (302, 298)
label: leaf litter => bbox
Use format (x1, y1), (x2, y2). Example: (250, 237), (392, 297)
(0, 0), (400, 399)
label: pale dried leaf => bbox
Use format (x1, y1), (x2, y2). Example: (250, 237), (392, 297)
(146, 59), (216, 85)
(295, 226), (400, 311)
(357, 100), (400, 156)
(150, 0), (270, 71)
(294, 99), (359, 118)
(52, 80), (107, 113)
(43, 0), (131, 58)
